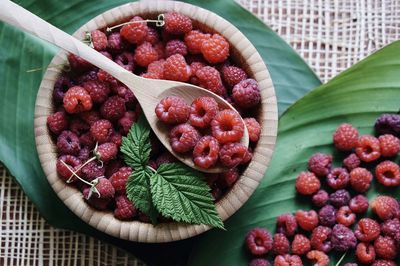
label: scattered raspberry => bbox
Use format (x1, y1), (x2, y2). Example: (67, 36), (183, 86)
(329, 189), (351, 208)
(371, 196), (400, 221)
(80, 110), (101, 126)
(83, 80), (110, 104)
(312, 189), (329, 207)
(163, 54), (191, 82)
(356, 135), (381, 162)
(100, 96), (126, 121)
(292, 234), (311, 255)
(331, 224), (357, 252)
(53, 75), (74, 104)
(310, 226), (332, 253)
(133, 42), (158, 67)
(169, 124), (201, 153)
(144, 59), (165, 79)
(327, 167), (349, 190)
(375, 160), (400, 186)
(372, 260), (397, 266)
(107, 32), (126, 53)
(219, 168), (239, 188)
(318, 205), (336, 227)
(381, 218), (400, 238)
(356, 242), (376, 264)
(164, 12), (192, 35)
(248, 258), (270, 266)
(47, 111), (69, 135)
(349, 195), (369, 213)
(333, 123), (359, 151)
(56, 155), (81, 182)
(193, 136), (220, 169)
(63, 86), (93, 114)
(219, 142), (248, 167)
(118, 111), (136, 135)
(336, 206), (356, 227)
(222, 65), (247, 87)
(143, 27), (159, 44)
(379, 134), (400, 157)
(245, 227), (273, 255)
(120, 16), (148, 44)
(211, 110), (244, 144)
(195, 66), (226, 96)
(274, 255), (302, 266)
(355, 218), (381, 242)
(349, 167), (373, 193)
(343, 153), (361, 171)
(90, 119), (113, 143)
(189, 97), (219, 128)
(109, 166), (132, 195)
(295, 210), (319, 231)
(232, 79), (261, 108)
(375, 113), (400, 137)
(306, 250), (329, 266)
(156, 151), (177, 167)
(374, 236), (397, 259)
(272, 233), (290, 255)
(90, 30), (107, 51)
(67, 54), (92, 72)
(184, 30), (210, 54)
(295, 171), (320, 195)
(244, 118), (261, 142)
(114, 195), (137, 220)
(201, 34), (229, 64)
(155, 96), (190, 125)
(276, 213), (298, 237)
(308, 153), (332, 177)
(165, 39), (188, 57)
(95, 142), (118, 162)
(115, 52), (135, 71)
(81, 161), (105, 181)
(69, 118), (89, 136)
(57, 130), (80, 155)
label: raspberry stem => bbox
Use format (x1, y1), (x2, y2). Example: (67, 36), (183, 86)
(334, 251), (347, 266)
(147, 165), (157, 173)
(66, 156), (96, 182)
(106, 14), (165, 32)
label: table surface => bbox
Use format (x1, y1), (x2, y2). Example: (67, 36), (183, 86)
(1, 0), (399, 265)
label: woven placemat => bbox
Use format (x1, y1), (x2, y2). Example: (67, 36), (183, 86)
(1, 0), (399, 265)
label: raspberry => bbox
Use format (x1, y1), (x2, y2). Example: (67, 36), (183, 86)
(356, 135), (381, 162)
(318, 205), (336, 227)
(100, 96), (126, 121)
(67, 53), (92, 72)
(241, 148), (253, 165)
(343, 153), (361, 171)
(165, 39), (187, 57)
(193, 136), (220, 169)
(371, 196), (400, 221)
(331, 224), (357, 252)
(312, 189), (329, 207)
(56, 155), (81, 182)
(144, 59), (165, 79)
(248, 258), (270, 266)
(336, 206), (356, 226)
(83, 80), (110, 104)
(219, 142), (248, 167)
(308, 153), (332, 177)
(114, 195), (137, 220)
(80, 110), (101, 125)
(355, 218), (381, 242)
(195, 66), (226, 96)
(219, 167), (239, 188)
(133, 42), (158, 67)
(153, 42), (165, 59)
(104, 160), (123, 178)
(232, 79), (261, 108)
(155, 96), (190, 124)
(372, 260), (397, 266)
(99, 51), (112, 60)
(292, 234), (311, 255)
(327, 167), (349, 190)
(57, 130), (80, 155)
(148, 160), (158, 170)
(85, 177), (114, 204)
(310, 226), (332, 253)
(306, 250), (329, 266)
(95, 142), (118, 162)
(164, 12), (192, 35)
(381, 218), (400, 238)
(245, 227), (273, 255)
(272, 233), (290, 255)
(120, 16), (148, 44)
(189, 97), (219, 128)
(107, 32), (126, 53)
(379, 134), (400, 157)
(156, 151), (177, 167)
(97, 70), (118, 88)
(118, 111), (136, 135)
(90, 119), (113, 143)
(221, 65), (247, 87)
(274, 255), (302, 266)
(201, 34), (229, 64)
(375, 113), (400, 136)
(169, 124), (201, 153)
(69, 118), (89, 136)
(163, 54), (191, 82)
(81, 161), (105, 181)
(329, 189), (350, 208)
(375, 160), (400, 186)
(276, 213), (298, 237)
(356, 242), (376, 264)
(115, 85), (136, 109)
(244, 118), (261, 142)
(333, 123), (359, 151)
(82, 187), (110, 210)
(349, 195), (369, 213)
(78, 145), (91, 161)
(53, 75), (74, 104)
(184, 30), (210, 54)
(63, 86), (93, 114)
(374, 236), (397, 259)
(295, 171), (320, 195)
(350, 167), (373, 192)
(109, 131), (122, 148)
(343, 264), (358, 266)
(115, 52), (135, 71)
(138, 212), (151, 223)
(295, 210), (319, 231)
(90, 30), (107, 51)
(211, 110), (244, 144)
(47, 111), (69, 135)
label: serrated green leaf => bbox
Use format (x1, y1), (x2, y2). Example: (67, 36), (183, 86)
(150, 163), (224, 229)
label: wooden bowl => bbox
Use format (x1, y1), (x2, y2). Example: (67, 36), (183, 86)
(34, 0), (278, 243)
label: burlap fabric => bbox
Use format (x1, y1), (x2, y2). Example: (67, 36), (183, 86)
(1, 0), (398, 265)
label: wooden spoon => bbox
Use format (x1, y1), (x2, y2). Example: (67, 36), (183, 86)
(0, 0), (249, 173)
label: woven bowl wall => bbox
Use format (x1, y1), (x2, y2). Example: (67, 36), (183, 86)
(34, 0), (278, 243)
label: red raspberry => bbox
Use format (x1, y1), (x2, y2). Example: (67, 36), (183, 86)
(78, 145), (91, 161)
(295, 171), (320, 195)
(245, 227), (273, 255)
(219, 142), (248, 167)
(169, 124), (201, 153)
(143, 27), (159, 44)
(80, 110), (101, 126)
(336, 206), (356, 226)
(331, 224), (357, 252)
(343, 153), (361, 171)
(97, 70), (118, 88)
(104, 160), (123, 178)
(295, 210), (319, 231)
(84, 177), (114, 206)
(343, 263), (357, 266)
(219, 167), (239, 188)
(56, 155), (81, 182)
(108, 32), (126, 53)
(189, 62), (206, 84)
(193, 136), (220, 169)
(312, 189), (329, 207)
(109, 166), (132, 195)
(81, 161), (105, 181)
(184, 30), (210, 54)
(276, 213), (298, 237)
(95, 142), (118, 162)
(241, 148), (253, 165)
(355, 218), (381, 242)
(375, 160), (400, 186)
(156, 151), (177, 167)
(350, 167), (373, 193)
(90, 119), (113, 143)
(356, 242), (376, 264)
(349, 195), (369, 213)
(120, 16), (148, 44)
(69, 118), (89, 136)
(110, 131), (122, 148)
(115, 85), (136, 109)
(310, 226), (332, 253)
(90, 30), (107, 51)
(292, 234), (311, 255)
(327, 167), (349, 190)
(145, 59), (165, 79)
(195, 66), (226, 96)
(67, 54), (92, 72)
(53, 75), (74, 104)
(211, 110), (244, 144)
(83, 80), (110, 104)
(163, 54), (191, 82)
(164, 12), (192, 35)
(272, 233), (290, 255)
(221, 65), (247, 87)
(133, 42), (158, 67)
(371, 196), (400, 221)
(379, 134), (400, 157)
(114, 195), (137, 220)
(63, 86), (93, 114)
(318, 205), (336, 227)
(75, 71), (99, 85)
(308, 153), (332, 177)
(165, 39), (187, 57)
(153, 42), (165, 59)
(372, 260), (397, 266)
(115, 52), (135, 71)
(232, 79), (261, 108)
(47, 111), (69, 135)
(333, 123), (359, 151)
(381, 218), (400, 238)
(201, 34), (229, 64)
(356, 135), (381, 162)
(244, 118), (261, 142)
(329, 189), (351, 208)
(306, 251), (329, 266)
(188, 97), (218, 129)
(248, 258), (270, 266)
(155, 96), (190, 125)
(118, 111), (137, 135)
(57, 130), (80, 155)
(100, 96), (126, 121)
(374, 236), (397, 259)
(274, 255), (302, 266)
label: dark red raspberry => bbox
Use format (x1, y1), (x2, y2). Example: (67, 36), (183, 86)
(219, 168), (239, 188)
(276, 213), (298, 237)
(67, 53), (92, 72)
(53, 75), (74, 104)
(349, 195), (369, 213)
(318, 205), (336, 227)
(164, 12), (192, 35)
(69, 118), (89, 136)
(274, 255), (302, 266)
(295, 210), (319, 231)
(343, 153), (361, 171)
(169, 124), (201, 153)
(184, 30), (210, 54)
(109, 131), (122, 148)
(156, 151), (177, 167)
(244, 118), (261, 143)
(374, 236), (397, 259)
(195, 66), (226, 96)
(312, 189), (329, 207)
(107, 32), (126, 53)
(221, 65), (247, 87)
(375, 113), (400, 137)
(310, 226), (332, 253)
(372, 260), (397, 266)
(295, 171), (320, 195)
(381, 218), (400, 238)
(371, 196), (400, 221)
(379, 134), (400, 157)
(155, 96), (190, 125)
(336, 206), (356, 226)
(327, 167), (349, 190)
(344, 263), (358, 266)
(356, 135), (381, 162)
(78, 145), (91, 161)
(189, 96), (219, 128)
(75, 70), (98, 84)
(138, 212), (151, 223)
(219, 142), (248, 167)
(134, 42), (158, 67)
(272, 233), (290, 255)
(143, 27), (159, 44)
(100, 96), (126, 121)
(307, 250), (329, 266)
(82, 187), (110, 210)
(245, 227), (273, 255)
(83, 80), (110, 104)
(201, 34), (229, 64)
(118, 111), (137, 135)
(153, 42), (165, 59)
(57, 130), (80, 155)
(56, 155), (81, 182)
(114, 52), (135, 71)
(355, 218), (381, 242)
(333, 123), (359, 151)
(47, 111), (69, 135)
(165, 39), (187, 57)
(331, 224), (357, 252)
(356, 242), (376, 264)
(308, 153), (332, 177)
(63, 86), (93, 114)
(116, 85), (137, 109)
(85, 177), (114, 203)
(90, 30), (107, 51)
(104, 160), (123, 178)
(350, 167), (373, 192)
(80, 110), (101, 126)
(81, 161), (105, 181)
(329, 189), (351, 208)
(114, 195), (137, 220)
(375, 160), (400, 186)
(292, 234), (311, 255)
(95, 142), (118, 162)
(248, 258), (270, 266)
(120, 16), (148, 44)
(97, 69), (118, 88)
(90, 119), (113, 144)
(163, 54), (191, 82)
(193, 136), (220, 169)
(232, 79), (261, 108)
(211, 110), (244, 144)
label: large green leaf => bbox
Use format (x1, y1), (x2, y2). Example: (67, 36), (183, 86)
(0, 0), (320, 265)
(189, 41), (400, 265)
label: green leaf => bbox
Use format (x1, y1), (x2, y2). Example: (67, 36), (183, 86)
(120, 115), (151, 169)
(151, 163), (224, 229)
(189, 41), (400, 266)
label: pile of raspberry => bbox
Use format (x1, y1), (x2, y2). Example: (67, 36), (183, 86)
(46, 12), (262, 221)
(244, 113), (400, 266)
